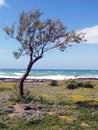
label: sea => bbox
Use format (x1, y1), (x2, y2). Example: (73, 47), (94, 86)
(0, 69), (98, 80)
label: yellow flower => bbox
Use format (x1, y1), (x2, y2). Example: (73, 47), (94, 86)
(60, 115), (76, 121)
(94, 98), (98, 103)
(70, 95), (86, 102)
(41, 94), (48, 98)
(70, 95), (92, 103)
(4, 101), (15, 105)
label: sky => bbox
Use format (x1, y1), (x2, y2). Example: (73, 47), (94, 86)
(0, 0), (98, 70)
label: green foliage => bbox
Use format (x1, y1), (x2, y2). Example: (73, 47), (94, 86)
(65, 79), (76, 84)
(56, 108), (66, 116)
(42, 114), (60, 127)
(0, 115), (8, 129)
(0, 81), (98, 129)
(66, 80), (78, 89)
(57, 99), (67, 105)
(50, 80), (58, 86)
(67, 82), (78, 89)
(77, 106), (98, 122)
(9, 85), (34, 103)
(27, 112), (44, 125)
(77, 82), (84, 87)
(0, 87), (6, 92)
(0, 122), (7, 129)
(4, 9), (83, 59)
(66, 80), (94, 89)
(83, 81), (94, 88)
(8, 117), (28, 130)
(36, 95), (48, 104)
(0, 86), (11, 92)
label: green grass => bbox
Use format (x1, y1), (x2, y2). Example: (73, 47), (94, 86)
(0, 80), (98, 129)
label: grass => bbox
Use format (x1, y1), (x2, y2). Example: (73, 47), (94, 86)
(0, 79), (98, 129)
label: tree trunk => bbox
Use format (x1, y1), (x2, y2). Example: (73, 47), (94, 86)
(19, 61), (33, 97)
(19, 55), (42, 98)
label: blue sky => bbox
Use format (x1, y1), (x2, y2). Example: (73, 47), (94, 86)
(0, 0), (98, 70)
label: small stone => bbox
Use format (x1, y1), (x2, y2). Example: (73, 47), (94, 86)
(81, 122), (91, 128)
(23, 104), (32, 110)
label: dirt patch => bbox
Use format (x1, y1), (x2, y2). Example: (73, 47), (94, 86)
(9, 103), (24, 117)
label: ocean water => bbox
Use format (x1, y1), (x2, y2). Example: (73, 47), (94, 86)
(0, 69), (98, 80)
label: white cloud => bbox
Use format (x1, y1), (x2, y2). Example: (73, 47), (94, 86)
(0, 0), (8, 7)
(78, 25), (98, 44)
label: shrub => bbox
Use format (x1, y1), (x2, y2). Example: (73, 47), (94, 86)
(66, 80), (94, 89)
(9, 85), (35, 103)
(83, 82), (93, 88)
(0, 122), (7, 129)
(50, 80), (58, 86)
(77, 82), (84, 87)
(36, 95), (48, 104)
(67, 80), (78, 89)
(67, 82), (78, 89)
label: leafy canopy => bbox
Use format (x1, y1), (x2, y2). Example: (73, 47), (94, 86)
(4, 9), (85, 60)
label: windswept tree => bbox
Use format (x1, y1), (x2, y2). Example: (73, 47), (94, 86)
(4, 9), (85, 97)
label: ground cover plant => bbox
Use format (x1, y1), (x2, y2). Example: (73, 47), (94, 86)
(0, 79), (98, 130)
(66, 79), (94, 89)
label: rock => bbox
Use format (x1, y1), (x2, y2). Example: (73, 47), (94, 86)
(24, 106), (32, 110)
(22, 104), (32, 110)
(81, 122), (91, 128)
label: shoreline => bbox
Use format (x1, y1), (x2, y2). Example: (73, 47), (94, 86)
(0, 77), (98, 83)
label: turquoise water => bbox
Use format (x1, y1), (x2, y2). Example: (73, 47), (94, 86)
(0, 69), (98, 80)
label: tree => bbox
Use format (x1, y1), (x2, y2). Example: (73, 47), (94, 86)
(4, 9), (85, 97)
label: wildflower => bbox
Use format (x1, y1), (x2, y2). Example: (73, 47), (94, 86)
(60, 115), (76, 121)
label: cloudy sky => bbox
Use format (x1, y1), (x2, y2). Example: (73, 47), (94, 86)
(0, 0), (98, 69)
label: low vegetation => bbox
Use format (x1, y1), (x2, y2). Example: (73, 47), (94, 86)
(66, 79), (94, 89)
(49, 80), (58, 86)
(0, 79), (98, 130)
